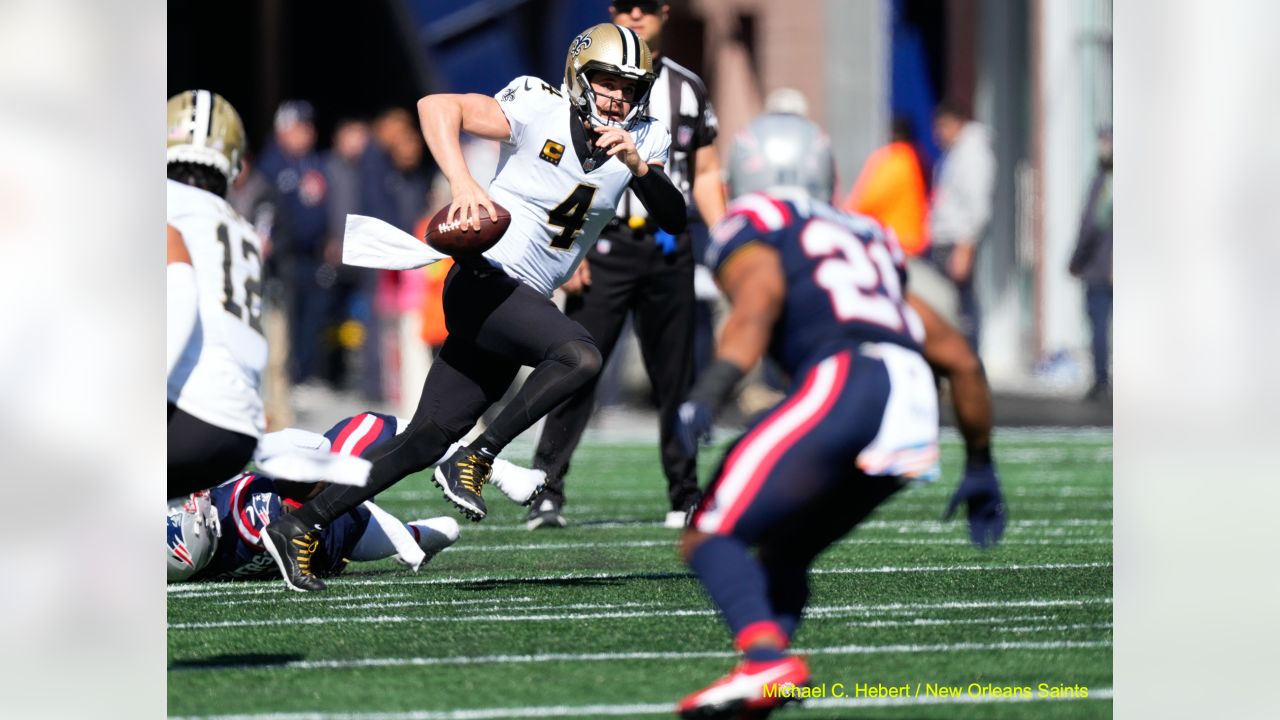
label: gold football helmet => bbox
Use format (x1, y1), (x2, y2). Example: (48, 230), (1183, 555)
(167, 90), (247, 184)
(564, 23), (655, 129)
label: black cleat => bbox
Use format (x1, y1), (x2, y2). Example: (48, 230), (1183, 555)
(262, 514), (328, 592)
(525, 498), (567, 530)
(434, 447), (493, 521)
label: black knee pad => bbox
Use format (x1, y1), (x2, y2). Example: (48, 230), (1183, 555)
(549, 338), (603, 380)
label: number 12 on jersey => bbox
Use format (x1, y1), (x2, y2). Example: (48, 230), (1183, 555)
(546, 183), (597, 250)
(216, 223), (264, 334)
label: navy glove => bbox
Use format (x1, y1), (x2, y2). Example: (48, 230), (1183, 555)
(675, 400), (714, 457)
(943, 461), (1007, 548)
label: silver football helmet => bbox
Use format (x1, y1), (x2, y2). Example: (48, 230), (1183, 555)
(166, 491), (221, 582)
(726, 113), (836, 202)
(564, 23), (655, 129)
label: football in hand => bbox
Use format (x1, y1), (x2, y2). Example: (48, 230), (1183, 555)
(423, 202), (511, 256)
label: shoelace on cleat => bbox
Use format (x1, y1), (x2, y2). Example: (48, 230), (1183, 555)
(290, 532), (321, 576)
(457, 454), (492, 495)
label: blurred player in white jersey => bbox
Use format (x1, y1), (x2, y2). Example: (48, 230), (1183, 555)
(264, 23), (687, 591)
(167, 90), (267, 499)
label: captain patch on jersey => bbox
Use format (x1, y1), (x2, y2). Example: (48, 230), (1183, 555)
(478, 75), (670, 297)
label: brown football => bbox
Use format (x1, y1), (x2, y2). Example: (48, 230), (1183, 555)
(423, 202), (511, 256)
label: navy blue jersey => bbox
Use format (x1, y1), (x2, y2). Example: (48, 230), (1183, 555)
(323, 411), (400, 457)
(706, 192), (924, 376)
(194, 473), (371, 581)
(190, 411), (400, 581)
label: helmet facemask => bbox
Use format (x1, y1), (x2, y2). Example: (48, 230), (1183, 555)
(578, 68), (653, 130)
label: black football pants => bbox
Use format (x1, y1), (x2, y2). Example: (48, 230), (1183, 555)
(168, 403), (257, 499)
(533, 227), (700, 512)
(292, 263), (600, 528)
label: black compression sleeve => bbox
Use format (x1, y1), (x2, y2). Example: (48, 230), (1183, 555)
(629, 165), (688, 234)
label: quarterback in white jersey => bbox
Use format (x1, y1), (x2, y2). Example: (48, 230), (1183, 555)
(481, 73), (671, 295)
(167, 90), (267, 499)
(263, 23), (687, 592)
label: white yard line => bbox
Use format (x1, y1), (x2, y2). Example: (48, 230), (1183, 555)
(170, 640), (1111, 674)
(406, 517), (1114, 534)
(996, 622), (1114, 634)
(171, 596), (1112, 631)
(811, 561), (1110, 576)
(168, 561), (1110, 600)
(440, 537), (1112, 553)
(844, 614), (1052, 627)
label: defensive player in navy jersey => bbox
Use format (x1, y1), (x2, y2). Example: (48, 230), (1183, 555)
(264, 23), (688, 592)
(167, 412), (548, 583)
(670, 113), (995, 718)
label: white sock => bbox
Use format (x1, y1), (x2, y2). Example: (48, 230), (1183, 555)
(348, 509), (404, 562)
(408, 516), (460, 553)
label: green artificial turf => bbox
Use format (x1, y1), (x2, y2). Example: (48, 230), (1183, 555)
(168, 431), (1113, 719)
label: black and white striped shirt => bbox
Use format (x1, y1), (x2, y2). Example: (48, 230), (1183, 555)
(622, 56), (718, 223)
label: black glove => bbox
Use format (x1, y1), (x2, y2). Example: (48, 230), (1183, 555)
(675, 400), (714, 457)
(943, 461), (1007, 548)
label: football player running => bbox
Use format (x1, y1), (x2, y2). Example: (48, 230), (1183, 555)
(263, 23), (686, 592)
(668, 113), (1003, 718)
(167, 90), (267, 499)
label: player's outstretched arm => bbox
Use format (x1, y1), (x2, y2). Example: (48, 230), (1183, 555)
(908, 292), (992, 461)
(417, 93), (511, 230)
(676, 245), (784, 453)
(167, 223), (199, 376)
(714, 245), (785, 373)
(908, 292), (1006, 548)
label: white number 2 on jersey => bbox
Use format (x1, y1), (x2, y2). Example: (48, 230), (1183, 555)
(801, 219), (915, 334)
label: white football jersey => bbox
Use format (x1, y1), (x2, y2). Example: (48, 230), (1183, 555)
(167, 179), (267, 438)
(482, 75), (671, 296)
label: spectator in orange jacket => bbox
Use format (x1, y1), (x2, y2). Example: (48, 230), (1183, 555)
(412, 213), (453, 353)
(844, 117), (930, 256)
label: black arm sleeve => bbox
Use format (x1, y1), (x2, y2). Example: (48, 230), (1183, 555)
(688, 359), (746, 410)
(629, 165), (687, 234)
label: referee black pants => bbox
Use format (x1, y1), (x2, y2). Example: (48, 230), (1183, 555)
(533, 226), (700, 512)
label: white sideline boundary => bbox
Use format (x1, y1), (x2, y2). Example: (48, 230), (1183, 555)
(195, 595), (1112, 625)
(169, 561), (1111, 600)
(443, 537), (1112, 553)
(171, 687), (1112, 719)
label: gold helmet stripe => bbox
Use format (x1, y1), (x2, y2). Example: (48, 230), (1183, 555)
(192, 90), (212, 147)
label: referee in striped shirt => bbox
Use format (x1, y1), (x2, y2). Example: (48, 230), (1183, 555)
(528, 0), (726, 529)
